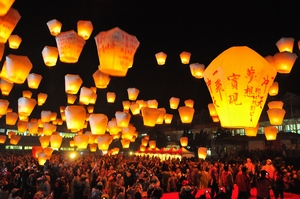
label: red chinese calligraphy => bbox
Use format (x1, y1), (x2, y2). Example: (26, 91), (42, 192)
(215, 79), (224, 101)
(227, 73), (240, 90)
(228, 93), (242, 105)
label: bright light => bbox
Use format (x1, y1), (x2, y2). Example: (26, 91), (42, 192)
(129, 151), (133, 155)
(69, 152), (77, 159)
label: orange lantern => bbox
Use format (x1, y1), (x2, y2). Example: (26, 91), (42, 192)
(5, 54), (32, 84)
(93, 70), (110, 89)
(140, 145), (146, 152)
(149, 140), (156, 149)
(122, 101), (131, 111)
(115, 111), (131, 128)
(127, 88), (139, 100)
(86, 106), (94, 114)
(55, 30), (86, 63)
(0, 78), (13, 96)
(273, 51), (298, 74)
(37, 152), (47, 166)
(0, 8), (20, 43)
(169, 97), (180, 109)
(147, 99), (158, 109)
(41, 110), (52, 123)
(198, 147), (207, 159)
(276, 37), (295, 53)
(74, 134), (89, 149)
(32, 146), (43, 158)
(10, 134), (20, 145)
(0, 0), (14, 16)
(203, 46), (277, 128)
(77, 20), (93, 40)
(141, 138), (148, 147)
(89, 113), (108, 135)
(164, 113), (173, 124)
(180, 51), (191, 64)
(178, 106), (195, 123)
(42, 46), (58, 67)
(184, 99), (194, 108)
(106, 92), (116, 103)
(95, 27), (140, 77)
(43, 147), (53, 159)
(107, 119), (120, 135)
(0, 135), (6, 144)
(155, 52), (167, 65)
(8, 34), (21, 49)
(50, 134), (63, 149)
(65, 74), (83, 94)
(190, 63), (205, 79)
(7, 131), (15, 138)
(211, 116), (220, 123)
(27, 73), (42, 89)
(43, 123), (56, 136)
(67, 94), (77, 104)
(69, 140), (75, 147)
(79, 86), (94, 105)
(207, 104), (218, 116)
(18, 97), (36, 116)
(0, 99), (9, 115)
(89, 143), (97, 152)
(39, 135), (50, 148)
(37, 93), (48, 106)
(180, 137), (188, 147)
(264, 126), (278, 140)
(267, 108), (286, 125)
(121, 139), (130, 148)
(18, 114), (28, 122)
(27, 121), (38, 135)
(97, 134), (113, 152)
(141, 107), (161, 127)
(245, 123), (259, 137)
(136, 100), (147, 109)
(46, 19), (62, 36)
(65, 105), (86, 130)
(6, 111), (17, 125)
(22, 90), (32, 98)
(156, 108), (166, 124)
(130, 102), (140, 115)
(268, 101), (283, 109)
(122, 126), (136, 140)
(17, 120), (27, 132)
(269, 81), (279, 96)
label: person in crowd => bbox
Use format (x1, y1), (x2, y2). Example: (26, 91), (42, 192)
(261, 159), (275, 180)
(220, 165), (234, 199)
(36, 175), (51, 198)
(273, 166), (285, 199)
(209, 161), (219, 199)
(256, 170), (272, 199)
(235, 166), (251, 199)
(7, 188), (22, 199)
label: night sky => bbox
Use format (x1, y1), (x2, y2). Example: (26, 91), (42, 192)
(1, 0), (300, 131)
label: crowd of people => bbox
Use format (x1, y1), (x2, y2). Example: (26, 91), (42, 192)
(0, 150), (299, 199)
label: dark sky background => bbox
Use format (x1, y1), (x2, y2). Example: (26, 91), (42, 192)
(1, 0), (300, 131)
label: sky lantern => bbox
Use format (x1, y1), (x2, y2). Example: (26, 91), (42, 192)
(5, 54), (32, 84)
(198, 147), (207, 159)
(37, 93), (47, 106)
(79, 87), (94, 105)
(269, 81), (279, 96)
(190, 63), (205, 79)
(122, 101), (130, 111)
(136, 100), (147, 109)
(141, 138), (148, 147)
(43, 147), (53, 159)
(65, 105), (86, 130)
(7, 131), (15, 138)
(0, 8), (20, 43)
(55, 30), (86, 63)
(244, 123), (259, 137)
(43, 123), (56, 136)
(121, 139), (131, 148)
(149, 140), (156, 149)
(0, 135), (6, 144)
(50, 134), (63, 149)
(10, 134), (20, 145)
(130, 102), (140, 115)
(169, 97), (180, 109)
(106, 92), (116, 103)
(27, 121), (38, 135)
(77, 20), (93, 40)
(0, 0), (14, 16)
(268, 101), (283, 109)
(18, 97), (36, 117)
(69, 140), (75, 147)
(155, 52), (167, 65)
(27, 73), (42, 89)
(267, 108), (286, 125)
(89, 113), (108, 135)
(39, 135), (50, 148)
(107, 119), (120, 135)
(74, 134), (89, 149)
(276, 37), (295, 53)
(50, 112), (57, 121)
(122, 125), (136, 140)
(46, 19), (62, 36)
(22, 90), (32, 98)
(178, 106), (195, 123)
(156, 108), (166, 124)
(164, 113), (173, 124)
(127, 88), (139, 100)
(6, 111), (17, 125)
(141, 107), (161, 127)
(89, 92), (97, 105)
(41, 110), (52, 123)
(0, 78), (13, 96)
(93, 70), (110, 89)
(273, 51), (298, 74)
(94, 27), (140, 77)
(67, 94), (77, 104)
(147, 99), (158, 109)
(264, 126), (278, 140)
(89, 143), (97, 152)
(65, 74), (83, 94)
(37, 152), (47, 166)
(17, 120), (27, 132)
(32, 146), (43, 158)
(184, 99), (194, 108)
(203, 46), (277, 128)
(97, 134), (113, 152)
(42, 46), (58, 67)
(180, 137), (188, 147)
(87, 106), (94, 113)
(115, 111), (131, 128)
(8, 34), (21, 49)
(0, 99), (9, 115)
(180, 51), (191, 64)
(140, 145), (146, 152)
(18, 114), (28, 122)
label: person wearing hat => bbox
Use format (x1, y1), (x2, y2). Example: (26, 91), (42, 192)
(256, 170), (272, 199)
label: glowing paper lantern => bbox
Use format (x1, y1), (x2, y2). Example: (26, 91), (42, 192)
(184, 99), (194, 108)
(140, 145), (146, 152)
(268, 101), (283, 109)
(67, 94), (77, 104)
(121, 139), (130, 148)
(211, 116), (220, 123)
(0, 0), (14, 16)
(190, 63), (205, 79)
(7, 131), (15, 139)
(43, 147), (53, 159)
(6, 111), (17, 125)
(127, 88), (139, 100)
(8, 34), (21, 49)
(5, 54), (32, 84)
(95, 27), (140, 76)
(155, 52), (167, 65)
(79, 87), (94, 105)
(106, 92), (116, 103)
(122, 101), (130, 111)
(0, 99), (9, 115)
(65, 105), (86, 130)
(269, 81), (279, 96)
(273, 51), (298, 74)
(147, 100), (158, 109)
(37, 152), (47, 166)
(178, 106), (194, 123)
(267, 108), (286, 125)
(180, 137), (188, 147)
(141, 138), (148, 147)
(0, 78), (13, 96)
(39, 135), (50, 148)
(55, 30), (86, 63)
(74, 134), (89, 149)
(198, 147), (207, 159)
(32, 146), (43, 158)
(27, 121), (38, 134)
(130, 102), (140, 115)
(43, 123), (56, 136)
(276, 37), (295, 53)
(115, 111), (131, 128)
(41, 111), (52, 123)
(164, 114), (173, 124)
(65, 74), (83, 94)
(42, 46), (58, 67)
(47, 19), (62, 36)
(89, 143), (97, 152)
(203, 46), (277, 128)
(97, 134), (113, 151)
(180, 51), (191, 64)
(89, 113), (108, 135)
(0, 8), (20, 43)
(245, 123), (259, 137)
(27, 73), (42, 89)
(10, 134), (20, 145)
(22, 90), (32, 98)
(0, 135), (6, 144)
(264, 126), (278, 140)
(107, 119), (120, 135)
(69, 140), (75, 147)
(87, 106), (94, 113)
(37, 93), (48, 106)
(50, 134), (63, 149)
(93, 70), (110, 89)
(141, 107), (161, 127)
(169, 97), (180, 109)
(156, 108), (166, 124)
(122, 126), (136, 140)
(18, 97), (36, 116)
(149, 140), (156, 149)
(77, 20), (93, 40)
